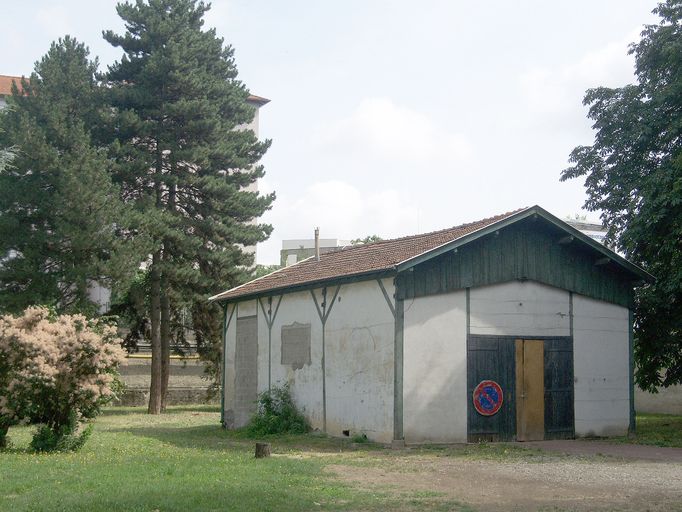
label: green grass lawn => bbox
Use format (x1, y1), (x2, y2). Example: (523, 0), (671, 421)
(626, 413), (682, 447)
(0, 406), (471, 512)
(2, 408), (680, 512)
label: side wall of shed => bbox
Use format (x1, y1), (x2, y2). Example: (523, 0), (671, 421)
(266, 289), (325, 428)
(224, 278), (396, 442)
(323, 279), (395, 443)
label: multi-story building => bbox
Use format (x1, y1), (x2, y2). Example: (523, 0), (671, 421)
(565, 219), (608, 246)
(280, 237), (352, 267)
(0, 74), (24, 108)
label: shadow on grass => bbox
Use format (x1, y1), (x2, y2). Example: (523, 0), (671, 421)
(106, 422), (378, 454)
(106, 423), (254, 452)
(110, 422), (542, 462)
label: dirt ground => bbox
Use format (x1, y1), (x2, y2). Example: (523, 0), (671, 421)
(324, 443), (682, 511)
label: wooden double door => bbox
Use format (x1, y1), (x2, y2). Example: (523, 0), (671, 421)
(468, 336), (574, 442)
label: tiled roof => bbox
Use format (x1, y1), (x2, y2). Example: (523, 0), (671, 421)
(210, 208), (527, 301)
(0, 75), (25, 96)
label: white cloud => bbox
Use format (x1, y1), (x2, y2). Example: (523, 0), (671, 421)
(518, 29), (640, 123)
(313, 97), (475, 178)
(34, 6), (73, 38)
(204, 1), (231, 30)
(257, 180), (420, 264)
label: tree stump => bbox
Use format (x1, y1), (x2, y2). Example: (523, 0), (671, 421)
(255, 442), (271, 458)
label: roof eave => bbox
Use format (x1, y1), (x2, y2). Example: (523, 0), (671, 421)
(209, 268), (397, 304)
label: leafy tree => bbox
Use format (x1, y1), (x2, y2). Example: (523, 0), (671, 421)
(0, 37), (142, 315)
(351, 235), (383, 245)
(103, 0), (274, 412)
(561, 0), (682, 391)
(251, 264), (283, 280)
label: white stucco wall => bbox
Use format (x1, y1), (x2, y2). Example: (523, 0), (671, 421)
(267, 289), (325, 429)
(469, 281), (570, 337)
(224, 278), (395, 442)
(324, 278), (395, 443)
(224, 278), (632, 441)
(403, 290), (467, 443)
(573, 294), (630, 436)
(401, 281), (632, 443)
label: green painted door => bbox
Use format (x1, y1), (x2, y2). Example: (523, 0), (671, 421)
(467, 336), (516, 442)
(468, 335), (574, 442)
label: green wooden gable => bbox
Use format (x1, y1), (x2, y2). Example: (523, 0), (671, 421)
(396, 216), (643, 308)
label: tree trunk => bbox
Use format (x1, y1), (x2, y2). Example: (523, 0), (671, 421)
(160, 274), (171, 411)
(160, 178), (176, 411)
(148, 250), (163, 414)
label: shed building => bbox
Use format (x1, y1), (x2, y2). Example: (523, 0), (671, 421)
(210, 206), (652, 443)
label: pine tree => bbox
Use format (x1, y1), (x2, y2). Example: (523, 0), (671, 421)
(0, 37), (142, 315)
(104, 0), (274, 413)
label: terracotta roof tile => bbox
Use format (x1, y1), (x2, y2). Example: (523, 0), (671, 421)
(0, 75), (26, 97)
(211, 208), (526, 301)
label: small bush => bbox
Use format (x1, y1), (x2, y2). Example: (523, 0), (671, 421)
(246, 384), (310, 436)
(351, 433), (369, 444)
(30, 422), (93, 452)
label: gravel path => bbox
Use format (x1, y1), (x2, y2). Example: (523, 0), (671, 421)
(328, 451), (682, 511)
(520, 439), (682, 462)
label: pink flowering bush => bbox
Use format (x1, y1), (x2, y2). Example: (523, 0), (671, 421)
(0, 306), (125, 450)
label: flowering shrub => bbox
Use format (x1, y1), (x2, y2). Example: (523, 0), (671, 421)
(0, 306), (125, 450)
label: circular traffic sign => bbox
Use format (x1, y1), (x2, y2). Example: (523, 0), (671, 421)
(473, 380), (504, 416)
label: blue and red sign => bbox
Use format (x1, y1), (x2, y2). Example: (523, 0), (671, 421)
(473, 380), (504, 416)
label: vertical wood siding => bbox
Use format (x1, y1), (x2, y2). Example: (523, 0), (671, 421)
(397, 220), (634, 307)
(543, 338), (575, 439)
(467, 336), (517, 441)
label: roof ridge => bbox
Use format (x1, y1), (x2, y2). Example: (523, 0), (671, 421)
(379, 208), (528, 244)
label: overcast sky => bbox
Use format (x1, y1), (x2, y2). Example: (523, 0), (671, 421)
(2, 1), (660, 264)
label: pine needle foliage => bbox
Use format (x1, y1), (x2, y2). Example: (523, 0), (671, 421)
(0, 37), (144, 315)
(103, 0), (275, 411)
